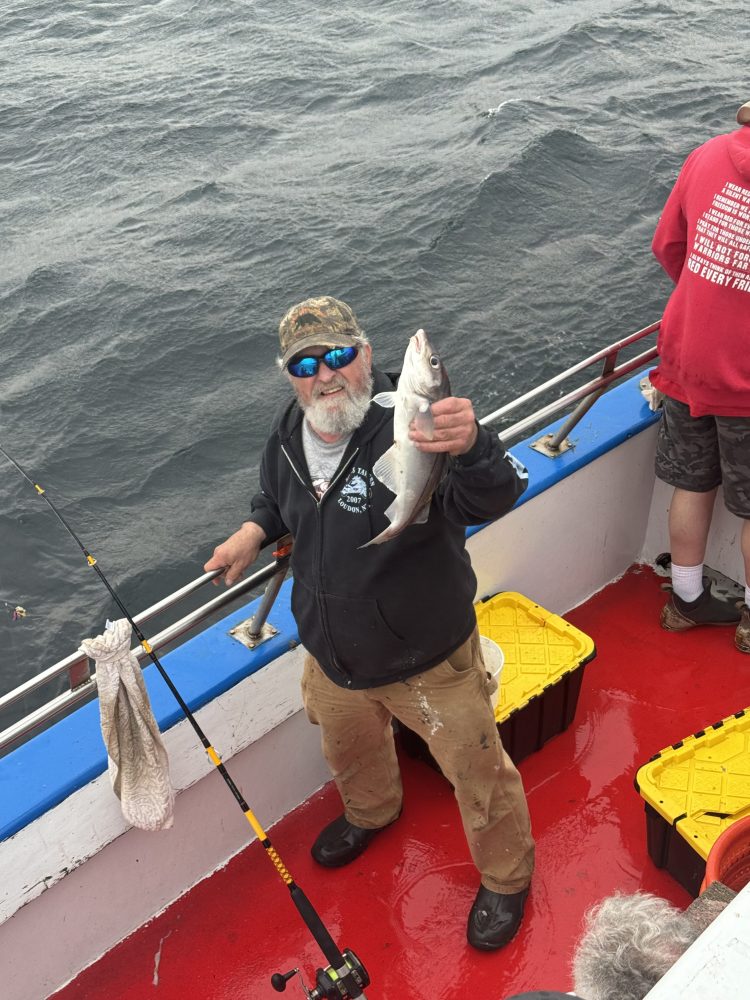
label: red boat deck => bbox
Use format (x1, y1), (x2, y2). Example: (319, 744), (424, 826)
(53, 567), (750, 1000)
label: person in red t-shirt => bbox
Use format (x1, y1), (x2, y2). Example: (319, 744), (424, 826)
(650, 101), (750, 653)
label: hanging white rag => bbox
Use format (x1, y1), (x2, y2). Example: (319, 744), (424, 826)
(639, 374), (665, 412)
(81, 618), (174, 831)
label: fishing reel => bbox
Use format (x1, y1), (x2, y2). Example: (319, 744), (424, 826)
(271, 948), (369, 999)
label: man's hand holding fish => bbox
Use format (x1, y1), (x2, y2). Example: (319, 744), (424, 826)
(408, 395), (479, 456)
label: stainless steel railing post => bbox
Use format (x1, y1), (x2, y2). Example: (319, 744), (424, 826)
(228, 536), (294, 649)
(545, 344), (619, 452)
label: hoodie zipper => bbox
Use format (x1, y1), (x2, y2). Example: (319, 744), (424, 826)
(280, 441), (360, 685)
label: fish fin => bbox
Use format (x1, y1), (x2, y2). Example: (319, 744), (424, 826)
(414, 400), (435, 440)
(360, 493), (429, 549)
(411, 502), (430, 525)
(358, 496), (402, 548)
(372, 446), (399, 493)
(383, 497), (401, 523)
(372, 391), (397, 409)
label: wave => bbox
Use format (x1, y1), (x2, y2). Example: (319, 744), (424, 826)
(1, 0), (747, 698)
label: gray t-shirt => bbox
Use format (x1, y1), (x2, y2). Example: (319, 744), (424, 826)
(302, 419), (351, 500)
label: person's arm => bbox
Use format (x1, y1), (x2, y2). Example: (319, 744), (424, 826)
(204, 520), (267, 586)
(652, 163), (689, 283)
(409, 395), (527, 524)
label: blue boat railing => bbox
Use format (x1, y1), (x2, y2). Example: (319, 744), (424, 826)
(0, 319), (660, 755)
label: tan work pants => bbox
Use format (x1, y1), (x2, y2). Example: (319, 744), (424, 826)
(301, 627), (535, 894)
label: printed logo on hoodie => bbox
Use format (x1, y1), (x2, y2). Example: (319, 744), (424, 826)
(338, 467), (374, 514)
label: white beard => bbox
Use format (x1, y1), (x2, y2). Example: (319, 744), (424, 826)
(300, 370), (374, 438)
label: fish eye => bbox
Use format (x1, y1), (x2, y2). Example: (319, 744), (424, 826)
(429, 354), (440, 369)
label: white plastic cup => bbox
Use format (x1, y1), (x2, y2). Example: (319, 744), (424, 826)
(480, 635), (505, 710)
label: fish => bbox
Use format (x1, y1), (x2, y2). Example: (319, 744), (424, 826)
(361, 328), (451, 547)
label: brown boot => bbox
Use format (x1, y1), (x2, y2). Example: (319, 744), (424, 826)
(737, 606), (750, 653)
(661, 580), (742, 631)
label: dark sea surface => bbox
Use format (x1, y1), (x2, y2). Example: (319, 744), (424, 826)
(0, 0), (747, 720)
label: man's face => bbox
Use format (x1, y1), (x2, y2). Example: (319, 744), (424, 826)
(288, 343), (373, 438)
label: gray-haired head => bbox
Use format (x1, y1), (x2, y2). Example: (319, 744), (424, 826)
(572, 892), (703, 1000)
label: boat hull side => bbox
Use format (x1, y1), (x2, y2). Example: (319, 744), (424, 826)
(0, 649), (331, 1000)
(469, 428), (660, 613)
(469, 373), (663, 611)
(642, 478), (745, 584)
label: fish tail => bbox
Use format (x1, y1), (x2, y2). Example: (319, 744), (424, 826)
(359, 526), (396, 548)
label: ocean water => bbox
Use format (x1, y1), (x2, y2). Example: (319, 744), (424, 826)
(0, 0), (746, 720)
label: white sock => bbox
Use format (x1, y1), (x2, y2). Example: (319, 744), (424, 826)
(671, 563), (704, 603)
(745, 585), (750, 608)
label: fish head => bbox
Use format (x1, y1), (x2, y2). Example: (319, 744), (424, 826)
(402, 328), (450, 401)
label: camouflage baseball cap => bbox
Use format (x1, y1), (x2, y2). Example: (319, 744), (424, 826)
(737, 101), (750, 125)
(279, 296), (364, 367)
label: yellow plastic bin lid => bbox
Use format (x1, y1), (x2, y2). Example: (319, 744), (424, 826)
(636, 709), (750, 860)
(474, 591), (596, 725)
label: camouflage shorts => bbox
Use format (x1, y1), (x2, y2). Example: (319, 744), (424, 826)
(655, 395), (750, 518)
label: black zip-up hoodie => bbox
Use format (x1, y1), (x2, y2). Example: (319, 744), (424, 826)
(247, 368), (527, 689)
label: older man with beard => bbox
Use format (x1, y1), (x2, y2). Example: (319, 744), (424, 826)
(205, 296), (535, 951)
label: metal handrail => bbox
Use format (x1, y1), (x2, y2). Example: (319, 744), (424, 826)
(2, 567), (226, 712)
(480, 320), (659, 443)
(0, 557), (289, 754)
(1, 320), (660, 754)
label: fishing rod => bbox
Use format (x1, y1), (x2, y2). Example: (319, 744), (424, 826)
(0, 444), (369, 1000)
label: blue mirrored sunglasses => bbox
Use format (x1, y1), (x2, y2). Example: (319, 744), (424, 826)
(286, 345), (359, 378)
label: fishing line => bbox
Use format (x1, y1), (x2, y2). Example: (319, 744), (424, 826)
(0, 443), (369, 1000)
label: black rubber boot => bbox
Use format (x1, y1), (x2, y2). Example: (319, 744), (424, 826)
(311, 814), (394, 868)
(467, 885), (529, 951)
